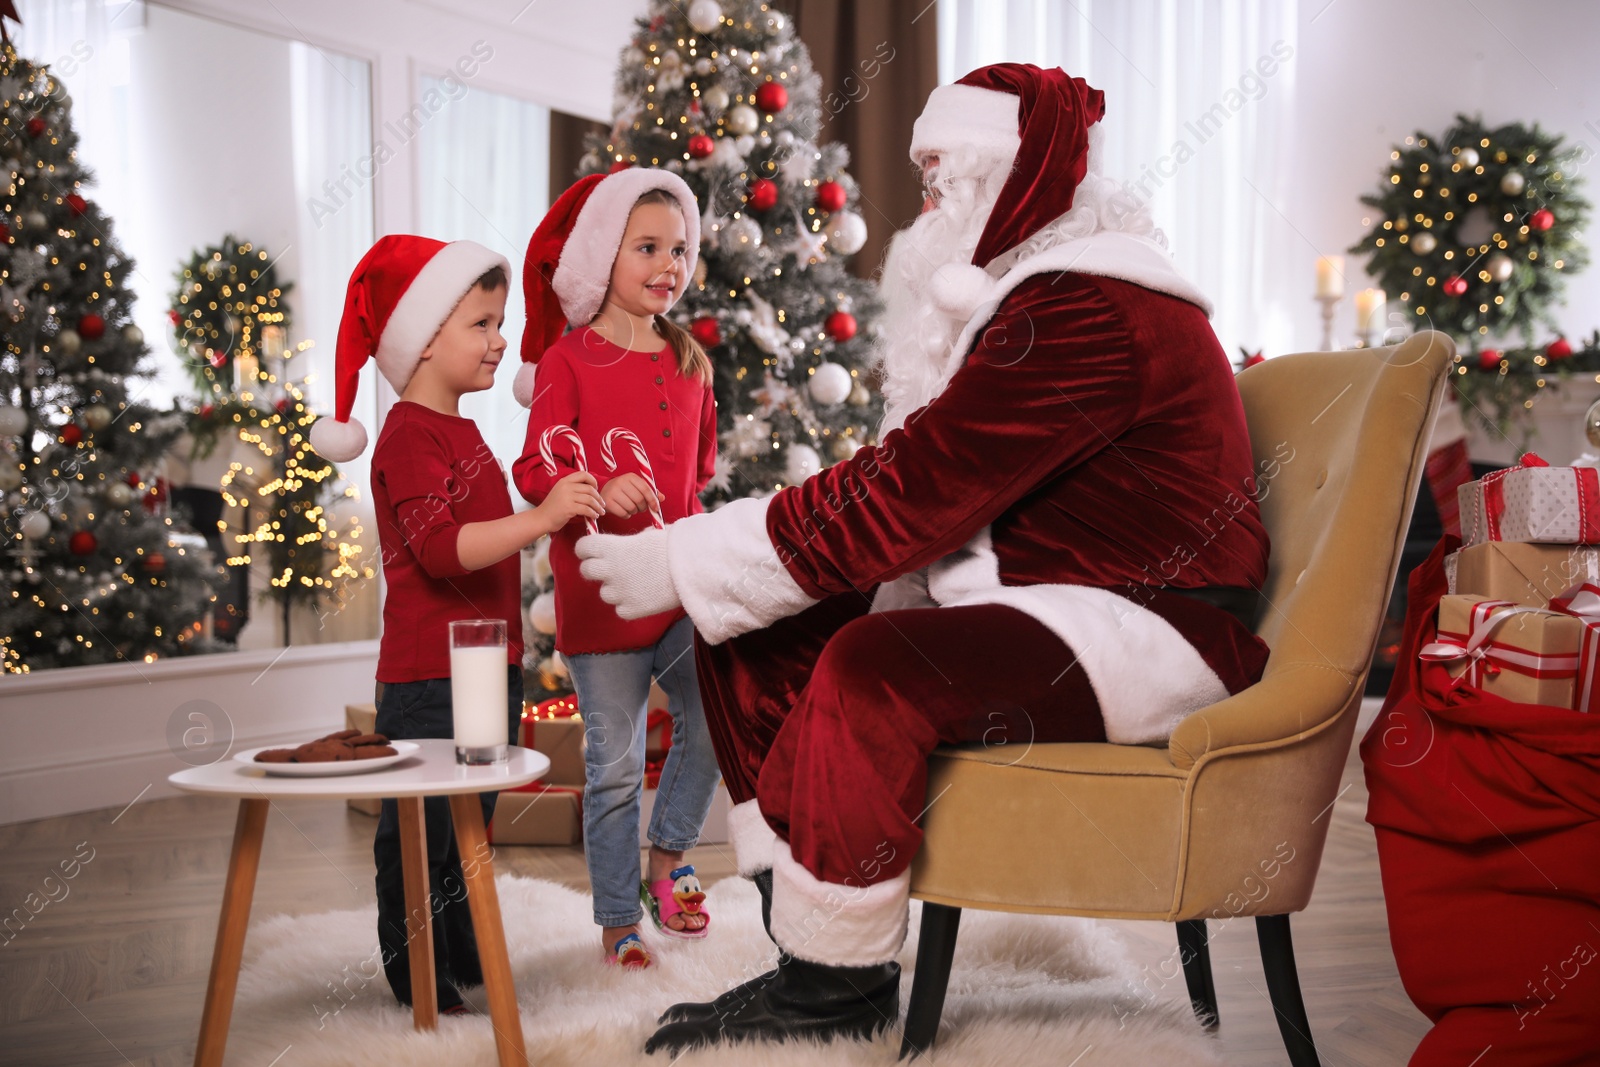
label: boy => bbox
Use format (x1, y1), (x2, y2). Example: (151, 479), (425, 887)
(310, 235), (603, 1013)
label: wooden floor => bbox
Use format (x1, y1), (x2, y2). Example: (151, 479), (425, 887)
(0, 736), (1430, 1066)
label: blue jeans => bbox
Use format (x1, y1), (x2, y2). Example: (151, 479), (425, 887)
(372, 665), (522, 1010)
(565, 615), (720, 928)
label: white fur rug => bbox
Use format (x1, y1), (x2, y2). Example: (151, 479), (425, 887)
(220, 876), (1223, 1066)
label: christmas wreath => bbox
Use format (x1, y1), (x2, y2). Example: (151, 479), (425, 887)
(169, 236), (291, 394)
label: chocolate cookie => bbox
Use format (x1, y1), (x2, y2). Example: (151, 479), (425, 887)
(347, 733), (389, 747)
(293, 740), (355, 762)
(254, 748), (296, 763)
(352, 744), (399, 759)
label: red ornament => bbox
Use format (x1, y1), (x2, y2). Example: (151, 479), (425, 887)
(26, 117), (46, 137)
(167, 309), (181, 327)
(207, 348), (226, 369)
(142, 552), (167, 574)
(1530, 208), (1555, 232)
(60, 423), (83, 446)
(1478, 348), (1503, 371)
(0, 222), (10, 244)
(1546, 337), (1574, 360)
(608, 159), (632, 174)
(754, 82), (788, 112)
(748, 178), (779, 211)
(825, 310), (858, 343)
(66, 194), (88, 216)
(79, 313), (106, 340)
(1442, 276), (1469, 297)
(815, 180), (847, 213)
(687, 134), (716, 159)
(688, 100), (702, 115)
(275, 398), (290, 414)
(1242, 350), (1266, 368)
(142, 476), (169, 514)
(125, 471), (142, 488)
(199, 404), (215, 418)
(689, 316), (722, 348)
(69, 531), (97, 556)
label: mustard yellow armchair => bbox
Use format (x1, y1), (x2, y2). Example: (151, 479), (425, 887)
(902, 332), (1456, 1065)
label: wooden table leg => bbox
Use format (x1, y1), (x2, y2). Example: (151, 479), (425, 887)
(449, 794), (526, 1067)
(396, 797), (438, 1031)
(193, 798), (269, 1067)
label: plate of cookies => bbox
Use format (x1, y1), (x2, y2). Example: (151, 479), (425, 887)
(237, 730), (419, 776)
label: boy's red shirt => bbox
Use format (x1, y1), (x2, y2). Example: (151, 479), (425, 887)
(371, 401), (524, 682)
(514, 327), (717, 654)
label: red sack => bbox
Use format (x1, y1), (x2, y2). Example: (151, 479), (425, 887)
(1361, 536), (1600, 1066)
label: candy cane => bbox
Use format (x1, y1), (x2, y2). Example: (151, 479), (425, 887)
(539, 425), (598, 535)
(601, 427), (664, 529)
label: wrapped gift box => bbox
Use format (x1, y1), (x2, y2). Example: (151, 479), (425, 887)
(344, 703), (381, 816)
(1458, 453), (1600, 546)
(1424, 594), (1590, 710)
(489, 785), (582, 846)
(521, 696), (586, 786)
(1446, 541), (1600, 606)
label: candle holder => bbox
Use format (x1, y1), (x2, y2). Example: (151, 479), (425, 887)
(1317, 295), (1341, 351)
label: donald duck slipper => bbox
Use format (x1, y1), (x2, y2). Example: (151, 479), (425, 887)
(641, 864), (711, 940)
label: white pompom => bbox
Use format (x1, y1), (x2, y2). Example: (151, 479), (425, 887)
(929, 264), (999, 322)
(308, 416), (368, 462)
(527, 590), (557, 634)
(512, 362), (537, 408)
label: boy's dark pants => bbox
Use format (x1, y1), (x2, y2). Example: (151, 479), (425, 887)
(373, 665), (523, 1010)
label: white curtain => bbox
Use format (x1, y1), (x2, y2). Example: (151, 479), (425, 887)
(938, 0), (1301, 358)
(416, 76), (550, 467)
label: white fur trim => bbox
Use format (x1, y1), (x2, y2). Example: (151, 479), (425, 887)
(727, 800), (778, 877)
(664, 495), (818, 645)
(910, 82), (1021, 161)
(512, 361), (537, 408)
(374, 240), (510, 393)
(929, 262), (1000, 322)
(553, 169), (700, 327)
(308, 416), (368, 463)
(770, 840), (910, 967)
(924, 526), (1228, 744)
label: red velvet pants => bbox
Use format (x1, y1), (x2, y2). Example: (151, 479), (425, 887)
(694, 591), (1106, 887)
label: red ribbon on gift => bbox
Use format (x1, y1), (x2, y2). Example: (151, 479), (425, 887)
(1419, 597), (1580, 690)
(1478, 452), (1600, 543)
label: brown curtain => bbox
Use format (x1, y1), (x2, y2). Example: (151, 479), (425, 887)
(548, 109), (609, 201)
(774, 0), (940, 277)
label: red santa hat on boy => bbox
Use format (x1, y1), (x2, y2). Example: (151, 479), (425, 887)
(908, 63), (1106, 270)
(309, 235), (510, 462)
(512, 168), (700, 407)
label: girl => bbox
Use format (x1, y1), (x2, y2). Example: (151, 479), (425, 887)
(512, 170), (720, 970)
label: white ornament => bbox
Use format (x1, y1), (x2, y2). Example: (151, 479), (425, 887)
(532, 539), (553, 584)
(550, 651), (569, 680)
(694, 58), (713, 75)
(809, 362), (853, 406)
(734, 134), (756, 155)
(24, 210), (47, 232)
(83, 404), (112, 431)
(122, 323), (144, 346)
(709, 136), (745, 171)
(1410, 231), (1437, 255)
(105, 482), (135, 508)
(1500, 171), (1526, 196)
(784, 443), (822, 484)
(726, 104), (759, 135)
(725, 215), (763, 252)
(18, 510), (50, 540)
(623, 47), (644, 67)
(56, 328), (82, 355)
(780, 146), (815, 185)
(1487, 252), (1515, 283)
(1456, 146), (1480, 168)
(787, 228), (828, 270)
(764, 9), (787, 33)
(688, 0), (723, 34)
(658, 50), (683, 71)
(0, 466), (20, 491)
(831, 437), (862, 462)
(702, 84), (729, 112)
(0, 404), (27, 436)
(824, 210), (868, 256)
(528, 591), (558, 634)
(728, 417), (773, 458)
(658, 68), (686, 92)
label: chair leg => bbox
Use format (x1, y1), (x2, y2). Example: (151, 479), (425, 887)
(1175, 919), (1219, 1030)
(1255, 914), (1321, 1067)
(899, 903), (962, 1060)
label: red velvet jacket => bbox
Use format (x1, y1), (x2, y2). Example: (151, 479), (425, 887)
(514, 327), (718, 654)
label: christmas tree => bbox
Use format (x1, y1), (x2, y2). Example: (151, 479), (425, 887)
(0, 37), (218, 672)
(522, 0), (886, 694)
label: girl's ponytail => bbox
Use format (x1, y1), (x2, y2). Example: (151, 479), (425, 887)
(655, 314), (713, 388)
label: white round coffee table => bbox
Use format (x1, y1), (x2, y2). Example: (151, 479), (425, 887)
(169, 739), (549, 1067)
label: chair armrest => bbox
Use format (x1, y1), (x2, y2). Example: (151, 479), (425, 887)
(1166, 663), (1361, 769)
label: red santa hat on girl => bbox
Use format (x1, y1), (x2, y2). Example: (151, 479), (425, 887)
(309, 235), (510, 462)
(512, 168), (700, 407)
(908, 63), (1106, 271)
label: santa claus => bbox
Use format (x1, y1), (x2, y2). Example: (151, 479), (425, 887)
(576, 63), (1272, 1053)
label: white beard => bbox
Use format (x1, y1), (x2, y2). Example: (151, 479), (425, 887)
(871, 159), (1001, 436)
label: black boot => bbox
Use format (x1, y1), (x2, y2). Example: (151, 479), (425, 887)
(657, 868), (776, 1026)
(643, 953), (900, 1055)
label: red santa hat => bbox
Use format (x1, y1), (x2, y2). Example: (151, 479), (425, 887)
(308, 235), (509, 462)
(909, 63), (1106, 270)
(514, 168), (700, 407)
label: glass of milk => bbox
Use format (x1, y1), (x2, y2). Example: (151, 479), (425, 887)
(449, 619), (508, 765)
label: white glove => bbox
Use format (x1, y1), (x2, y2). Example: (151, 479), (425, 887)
(575, 526), (681, 620)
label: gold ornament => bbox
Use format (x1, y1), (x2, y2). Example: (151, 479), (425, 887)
(1586, 398), (1600, 449)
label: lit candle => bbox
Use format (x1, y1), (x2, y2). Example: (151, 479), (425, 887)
(1315, 256), (1345, 300)
(234, 352), (259, 390)
(1355, 288), (1386, 334)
